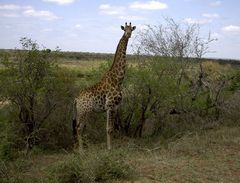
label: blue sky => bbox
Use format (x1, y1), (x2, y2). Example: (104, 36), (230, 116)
(0, 0), (240, 59)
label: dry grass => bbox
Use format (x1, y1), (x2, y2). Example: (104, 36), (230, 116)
(1, 126), (239, 183)
(130, 126), (240, 182)
(58, 59), (108, 72)
(58, 58), (139, 74)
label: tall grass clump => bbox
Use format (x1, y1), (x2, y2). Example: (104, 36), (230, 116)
(0, 158), (36, 183)
(46, 149), (135, 183)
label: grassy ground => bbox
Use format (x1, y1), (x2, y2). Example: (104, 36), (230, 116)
(1, 126), (239, 182)
(131, 126), (240, 182)
(58, 59), (108, 72)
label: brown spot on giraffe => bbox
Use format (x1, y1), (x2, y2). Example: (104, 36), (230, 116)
(73, 22), (136, 150)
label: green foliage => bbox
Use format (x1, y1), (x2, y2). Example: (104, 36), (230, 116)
(0, 38), (76, 154)
(46, 149), (134, 183)
(230, 69), (240, 91)
(0, 105), (22, 160)
(116, 56), (237, 139)
(117, 57), (183, 137)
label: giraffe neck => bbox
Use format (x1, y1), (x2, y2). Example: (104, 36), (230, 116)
(109, 34), (129, 84)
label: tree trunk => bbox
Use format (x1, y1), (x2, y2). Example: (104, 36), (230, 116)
(134, 86), (151, 138)
(18, 104), (36, 153)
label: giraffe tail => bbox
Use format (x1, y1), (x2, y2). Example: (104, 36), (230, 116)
(72, 100), (77, 141)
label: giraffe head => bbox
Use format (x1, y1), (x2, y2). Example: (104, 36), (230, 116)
(121, 22), (136, 38)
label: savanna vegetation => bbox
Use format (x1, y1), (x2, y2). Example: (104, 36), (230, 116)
(0, 19), (239, 182)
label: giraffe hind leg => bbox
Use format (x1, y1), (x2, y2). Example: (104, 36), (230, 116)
(76, 121), (87, 151)
(106, 109), (115, 150)
(72, 99), (79, 149)
(76, 111), (90, 151)
(72, 118), (78, 147)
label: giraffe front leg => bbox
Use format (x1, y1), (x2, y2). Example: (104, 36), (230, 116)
(75, 121), (86, 152)
(106, 109), (114, 150)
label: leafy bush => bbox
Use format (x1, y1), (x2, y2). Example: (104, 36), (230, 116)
(113, 55), (237, 140)
(0, 38), (76, 153)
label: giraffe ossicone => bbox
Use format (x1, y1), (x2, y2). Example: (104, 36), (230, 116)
(73, 22), (136, 150)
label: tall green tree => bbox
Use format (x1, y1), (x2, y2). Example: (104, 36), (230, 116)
(0, 38), (74, 152)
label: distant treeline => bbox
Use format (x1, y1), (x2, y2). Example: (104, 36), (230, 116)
(1, 49), (240, 66)
(59, 51), (115, 61)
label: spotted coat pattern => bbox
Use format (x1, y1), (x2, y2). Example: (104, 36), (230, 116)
(73, 23), (136, 150)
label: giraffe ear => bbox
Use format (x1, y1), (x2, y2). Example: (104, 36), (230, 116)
(132, 26), (136, 31)
(121, 26), (125, 30)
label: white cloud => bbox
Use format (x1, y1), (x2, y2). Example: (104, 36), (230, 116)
(0, 4), (21, 10)
(42, 0), (75, 5)
(23, 7), (58, 20)
(99, 3), (153, 21)
(0, 4), (31, 11)
(0, 4), (58, 20)
(129, 1), (168, 10)
(99, 4), (110, 9)
(209, 1), (222, 7)
(99, 4), (125, 15)
(222, 25), (240, 33)
(75, 24), (82, 29)
(118, 15), (145, 21)
(1, 13), (19, 17)
(184, 13), (219, 26)
(75, 24), (81, 28)
(184, 18), (212, 25)
(99, 4), (145, 21)
(202, 13), (219, 18)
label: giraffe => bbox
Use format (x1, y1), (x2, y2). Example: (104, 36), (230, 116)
(73, 22), (136, 150)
